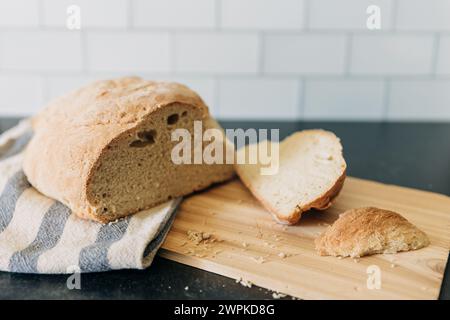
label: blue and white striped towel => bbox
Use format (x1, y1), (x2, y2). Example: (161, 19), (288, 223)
(0, 119), (181, 274)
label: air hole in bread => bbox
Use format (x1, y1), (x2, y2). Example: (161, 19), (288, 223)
(129, 130), (157, 148)
(181, 111), (188, 117)
(137, 129), (157, 142)
(167, 114), (179, 125)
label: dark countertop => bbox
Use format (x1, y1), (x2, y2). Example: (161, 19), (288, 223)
(0, 118), (449, 300)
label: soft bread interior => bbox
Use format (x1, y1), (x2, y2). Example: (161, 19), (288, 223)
(235, 130), (346, 224)
(87, 103), (234, 221)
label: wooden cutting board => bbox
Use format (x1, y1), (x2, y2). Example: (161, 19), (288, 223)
(160, 177), (450, 300)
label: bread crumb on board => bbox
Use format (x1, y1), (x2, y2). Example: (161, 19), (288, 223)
(251, 256), (266, 264)
(278, 252), (287, 259)
(182, 230), (224, 258)
(187, 230), (212, 245)
(272, 292), (287, 299)
(236, 277), (252, 288)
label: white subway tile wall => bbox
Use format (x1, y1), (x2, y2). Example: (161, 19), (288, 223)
(264, 34), (347, 74)
(42, 0), (129, 28)
(350, 35), (434, 75)
(388, 80), (450, 120)
(0, 0), (449, 121)
(221, 0), (305, 30)
(134, 0), (215, 29)
(218, 78), (301, 119)
(0, 0), (40, 27)
(174, 33), (260, 74)
(309, 0), (394, 30)
(304, 80), (385, 120)
(86, 32), (171, 72)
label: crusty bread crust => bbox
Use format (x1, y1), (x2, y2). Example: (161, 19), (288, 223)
(315, 207), (430, 258)
(23, 77), (233, 222)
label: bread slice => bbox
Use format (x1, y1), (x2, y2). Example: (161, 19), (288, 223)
(235, 130), (346, 225)
(23, 77), (234, 223)
(315, 207), (430, 258)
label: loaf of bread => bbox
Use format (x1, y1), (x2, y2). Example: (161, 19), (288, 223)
(315, 207), (430, 258)
(23, 77), (234, 223)
(235, 130), (346, 225)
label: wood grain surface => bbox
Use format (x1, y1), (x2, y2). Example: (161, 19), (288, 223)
(160, 177), (450, 300)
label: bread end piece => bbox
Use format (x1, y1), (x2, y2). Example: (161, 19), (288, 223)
(315, 207), (430, 258)
(235, 129), (347, 225)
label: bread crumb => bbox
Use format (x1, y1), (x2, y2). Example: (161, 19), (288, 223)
(187, 230), (212, 245)
(236, 277), (252, 288)
(353, 258), (360, 263)
(390, 263), (396, 268)
(272, 292), (287, 299)
(184, 286), (189, 291)
(242, 242), (248, 248)
(278, 252), (287, 259)
(251, 256), (266, 264)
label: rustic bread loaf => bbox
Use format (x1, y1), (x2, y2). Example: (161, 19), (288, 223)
(315, 207), (430, 258)
(23, 77), (234, 223)
(235, 130), (346, 225)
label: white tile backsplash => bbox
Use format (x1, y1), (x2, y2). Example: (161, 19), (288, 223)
(309, 0), (394, 30)
(350, 35), (434, 75)
(0, 0), (40, 27)
(42, 0), (128, 28)
(220, 0), (304, 30)
(174, 33), (259, 74)
(264, 34), (347, 74)
(0, 31), (83, 72)
(45, 75), (99, 101)
(304, 80), (385, 120)
(0, 0), (448, 121)
(218, 78), (301, 119)
(86, 32), (171, 72)
(436, 36), (450, 75)
(388, 80), (450, 121)
(396, 0), (450, 31)
(0, 76), (43, 116)
(134, 0), (215, 29)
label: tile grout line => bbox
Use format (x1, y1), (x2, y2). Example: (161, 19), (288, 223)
(169, 31), (176, 76)
(214, 76), (220, 118)
(127, 0), (134, 30)
(303, 0), (310, 30)
(37, 0), (45, 29)
(215, 0), (221, 30)
(299, 77), (306, 119)
(344, 33), (353, 76)
(431, 33), (441, 78)
(258, 32), (265, 76)
(390, 0), (399, 31)
(382, 79), (391, 120)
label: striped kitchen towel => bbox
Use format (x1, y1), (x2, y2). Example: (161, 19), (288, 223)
(0, 119), (181, 274)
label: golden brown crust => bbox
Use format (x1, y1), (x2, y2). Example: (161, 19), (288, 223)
(23, 77), (210, 221)
(315, 207), (430, 258)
